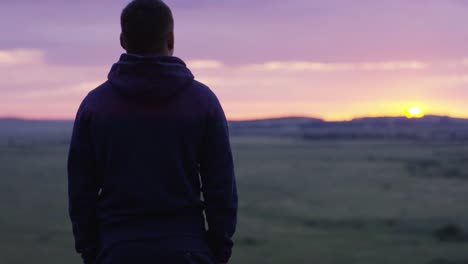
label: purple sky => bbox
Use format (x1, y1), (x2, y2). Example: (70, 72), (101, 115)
(1, 0), (468, 120)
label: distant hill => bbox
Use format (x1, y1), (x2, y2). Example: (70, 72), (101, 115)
(229, 117), (323, 137)
(2, 116), (468, 141)
(0, 118), (72, 132)
(229, 116), (468, 141)
(0, 119), (72, 146)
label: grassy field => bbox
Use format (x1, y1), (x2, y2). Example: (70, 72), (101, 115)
(1, 133), (467, 264)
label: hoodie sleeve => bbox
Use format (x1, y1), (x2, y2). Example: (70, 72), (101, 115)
(67, 100), (101, 264)
(199, 94), (238, 263)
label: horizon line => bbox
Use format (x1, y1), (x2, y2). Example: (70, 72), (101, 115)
(1, 113), (467, 123)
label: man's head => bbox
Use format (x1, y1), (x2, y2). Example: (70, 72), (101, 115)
(120, 0), (174, 56)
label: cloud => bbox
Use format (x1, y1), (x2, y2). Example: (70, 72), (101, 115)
(186, 60), (224, 70)
(243, 62), (353, 72)
(358, 61), (427, 71)
(168, 0), (279, 9)
(239, 60), (428, 72)
(0, 50), (105, 102)
(0, 49), (45, 65)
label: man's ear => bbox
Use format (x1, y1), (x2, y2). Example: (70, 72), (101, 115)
(167, 32), (175, 55)
(120, 33), (128, 51)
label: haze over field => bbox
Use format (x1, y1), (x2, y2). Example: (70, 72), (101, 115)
(1, 0), (468, 120)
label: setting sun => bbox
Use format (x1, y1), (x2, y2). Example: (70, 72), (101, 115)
(405, 106), (424, 118)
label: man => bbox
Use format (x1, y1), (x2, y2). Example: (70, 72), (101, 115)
(67, 1), (238, 263)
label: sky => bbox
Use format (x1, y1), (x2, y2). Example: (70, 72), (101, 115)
(1, 0), (468, 121)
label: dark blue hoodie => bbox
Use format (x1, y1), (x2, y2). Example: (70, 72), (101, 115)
(68, 54), (238, 263)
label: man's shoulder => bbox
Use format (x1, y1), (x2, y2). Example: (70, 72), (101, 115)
(86, 81), (111, 99)
(189, 80), (220, 104)
(79, 81), (111, 110)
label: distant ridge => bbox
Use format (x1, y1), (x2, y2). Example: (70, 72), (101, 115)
(229, 115), (468, 127)
(0, 118), (73, 136)
(1, 115), (467, 124)
(228, 115), (468, 141)
(0, 118), (73, 124)
(2, 116), (468, 141)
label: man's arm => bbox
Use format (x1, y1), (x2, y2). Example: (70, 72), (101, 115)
(200, 95), (238, 264)
(67, 101), (101, 264)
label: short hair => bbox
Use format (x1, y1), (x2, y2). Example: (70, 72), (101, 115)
(121, 0), (174, 54)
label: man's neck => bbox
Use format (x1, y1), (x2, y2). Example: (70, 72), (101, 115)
(126, 51), (171, 57)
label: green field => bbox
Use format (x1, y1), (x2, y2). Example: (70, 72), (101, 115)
(1, 134), (468, 264)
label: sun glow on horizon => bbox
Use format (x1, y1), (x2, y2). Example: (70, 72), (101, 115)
(405, 105), (425, 118)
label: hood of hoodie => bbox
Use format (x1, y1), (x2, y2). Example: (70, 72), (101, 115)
(108, 54), (195, 101)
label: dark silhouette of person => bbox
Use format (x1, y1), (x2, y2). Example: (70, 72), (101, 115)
(67, 1), (238, 263)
